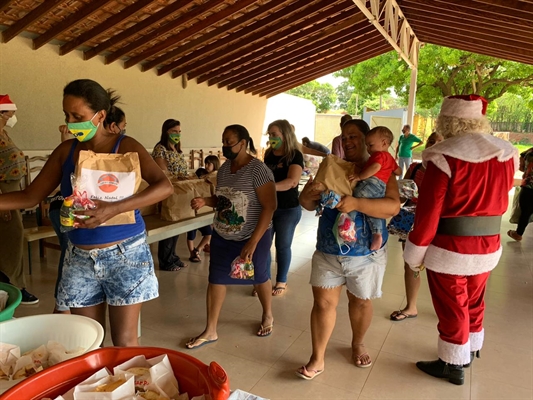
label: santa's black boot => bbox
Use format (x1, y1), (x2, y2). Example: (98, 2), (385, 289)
(463, 350), (480, 368)
(416, 359), (464, 385)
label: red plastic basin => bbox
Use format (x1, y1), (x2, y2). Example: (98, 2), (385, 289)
(0, 346), (230, 400)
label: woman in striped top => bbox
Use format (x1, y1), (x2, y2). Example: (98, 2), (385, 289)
(187, 124), (277, 348)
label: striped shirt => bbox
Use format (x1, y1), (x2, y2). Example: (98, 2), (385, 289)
(214, 157), (274, 241)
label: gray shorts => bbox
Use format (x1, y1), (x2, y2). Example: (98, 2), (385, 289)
(310, 247), (387, 300)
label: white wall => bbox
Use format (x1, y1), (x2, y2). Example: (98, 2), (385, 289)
(0, 36), (268, 151)
(262, 93), (315, 145)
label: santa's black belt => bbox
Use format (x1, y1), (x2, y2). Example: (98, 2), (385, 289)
(437, 216), (502, 236)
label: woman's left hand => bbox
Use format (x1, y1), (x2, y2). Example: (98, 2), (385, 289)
(73, 200), (119, 229)
(240, 239), (258, 261)
(336, 195), (358, 214)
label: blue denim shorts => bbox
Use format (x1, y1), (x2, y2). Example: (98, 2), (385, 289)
(57, 232), (159, 308)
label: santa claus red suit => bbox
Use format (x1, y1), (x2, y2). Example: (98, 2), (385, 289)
(404, 95), (518, 383)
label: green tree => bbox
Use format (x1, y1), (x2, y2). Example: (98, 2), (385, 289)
(334, 45), (533, 110)
(286, 81), (337, 113)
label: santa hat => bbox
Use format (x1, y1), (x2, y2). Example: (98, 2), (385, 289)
(439, 94), (487, 120)
(0, 95), (17, 111)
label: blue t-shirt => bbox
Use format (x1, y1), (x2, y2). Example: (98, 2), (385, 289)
(316, 208), (388, 256)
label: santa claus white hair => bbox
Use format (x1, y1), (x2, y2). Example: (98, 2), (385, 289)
(436, 95), (492, 139)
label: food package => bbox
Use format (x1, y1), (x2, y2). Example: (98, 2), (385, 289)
(47, 340), (85, 367)
(193, 178), (215, 215)
(316, 190), (341, 216)
(334, 212), (357, 253)
(23, 344), (48, 369)
(161, 179), (214, 221)
(228, 389), (269, 400)
(313, 154), (355, 197)
(397, 179), (418, 200)
(204, 171), (218, 189)
(0, 290), (8, 312)
(113, 354), (179, 399)
(229, 257), (254, 280)
(73, 368), (135, 399)
(136, 180), (159, 216)
(76, 150), (141, 225)
(0, 343), (20, 379)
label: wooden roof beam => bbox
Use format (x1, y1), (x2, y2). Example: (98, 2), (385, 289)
(83, 0), (195, 60)
(472, 0), (533, 15)
(143, 0), (290, 73)
(168, 0), (337, 79)
(59, 0), (155, 56)
(178, 0), (350, 80)
(219, 23), (375, 90)
(432, 0), (533, 21)
(0, 1), (14, 13)
(256, 43), (392, 96)
(243, 36), (385, 94)
(107, 0), (227, 66)
(33, 0), (113, 50)
(124, 0), (257, 69)
(401, 0), (532, 28)
(404, 9), (533, 45)
(1, 0), (63, 43)
(199, 7), (361, 85)
(413, 20), (533, 51)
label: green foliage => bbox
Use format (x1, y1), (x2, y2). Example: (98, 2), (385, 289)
(334, 45), (533, 110)
(286, 81), (337, 113)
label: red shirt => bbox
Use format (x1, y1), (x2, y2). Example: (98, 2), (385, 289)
(364, 151), (398, 182)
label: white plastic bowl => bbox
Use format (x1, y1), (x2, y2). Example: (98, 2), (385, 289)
(0, 314), (104, 354)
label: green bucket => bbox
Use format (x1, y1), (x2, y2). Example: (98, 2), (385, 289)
(0, 283), (22, 322)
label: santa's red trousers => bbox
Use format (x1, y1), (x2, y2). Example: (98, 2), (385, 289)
(427, 269), (490, 365)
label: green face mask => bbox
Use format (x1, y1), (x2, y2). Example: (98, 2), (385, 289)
(169, 133), (181, 144)
(67, 113), (99, 142)
(269, 136), (283, 150)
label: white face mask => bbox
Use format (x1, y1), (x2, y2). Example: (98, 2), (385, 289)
(5, 115), (17, 128)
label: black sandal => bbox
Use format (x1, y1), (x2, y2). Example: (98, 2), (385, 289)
(189, 248), (201, 263)
(161, 259), (187, 271)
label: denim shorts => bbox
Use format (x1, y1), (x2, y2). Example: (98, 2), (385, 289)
(57, 232), (159, 308)
(310, 246), (387, 300)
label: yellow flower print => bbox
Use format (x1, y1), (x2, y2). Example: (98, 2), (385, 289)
(0, 140), (6, 147)
(0, 174), (5, 181)
(9, 153), (18, 161)
(10, 168), (20, 176)
(0, 159), (4, 166)
(19, 152), (24, 157)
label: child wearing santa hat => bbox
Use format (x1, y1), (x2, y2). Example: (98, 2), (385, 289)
(403, 95), (518, 385)
(0, 94), (39, 305)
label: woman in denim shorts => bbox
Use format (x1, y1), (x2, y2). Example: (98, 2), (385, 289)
(296, 120), (400, 379)
(0, 79), (173, 346)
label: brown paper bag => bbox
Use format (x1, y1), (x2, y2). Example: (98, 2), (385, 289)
(76, 150), (141, 225)
(204, 171), (218, 189)
(314, 154), (355, 196)
(161, 180), (197, 221)
(194, 177), (215, 215)
(136, 180), (159, 216)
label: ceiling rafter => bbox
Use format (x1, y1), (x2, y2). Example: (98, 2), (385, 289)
(240, 33), (385, 93)
(83, 0), (195, 60)
(33, 0), (113, 50)
(432, 0), (533, 21)
(412, 19), (533, 51)
(257, 42), (391, 96)
(404, 9), (533, 45)
(211, 18), (372, 89)
(195, 2), (356, 84)
(0, 0), (14, 13)
(1, 0), (63, 43)
(472, 0), (533, 14)
(59, 0), (155, 56)
(124, 0), (257, 69)
(144, 0), (291, 73)
(107, 0), (227, 66)
(165, 0), (323, 79)
(171, 0), (343, 80)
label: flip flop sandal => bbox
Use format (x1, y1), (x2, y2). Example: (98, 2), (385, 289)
(251, 288), (258, 297)
(390, 310), (418, 321)
(353, 353), (372, 368)
(272, 286), (287, 296)
(295, 366), (324, 380)
(189, 248), (201, 263)
(185, 337), (218, 349)
(257, 323), (273, 337)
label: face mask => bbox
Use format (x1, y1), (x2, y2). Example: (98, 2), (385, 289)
(222, 141), (242, 160)
(5, 115), (17, 128)
(269, 136), (282, 150)
(119, 129), (126, 136)
(67, 113), (99, 142)
(169, 133), (181, 144)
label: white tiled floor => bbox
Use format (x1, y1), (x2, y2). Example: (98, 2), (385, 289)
(14, 198), (533, 399)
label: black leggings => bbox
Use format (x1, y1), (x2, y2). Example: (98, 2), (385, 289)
(517, 186), (533, 235)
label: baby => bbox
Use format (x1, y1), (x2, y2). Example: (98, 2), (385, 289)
(349, 126), (401, 250)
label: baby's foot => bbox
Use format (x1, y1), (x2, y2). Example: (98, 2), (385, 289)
(370, 233), (382, 251)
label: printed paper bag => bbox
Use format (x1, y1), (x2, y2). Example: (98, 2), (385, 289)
(314, 154), (355, 197)
(161, 180), (197, 221)
(76, 150), (141, 225)
(136, 179), (159, 216)
(74, 368), (135, 399)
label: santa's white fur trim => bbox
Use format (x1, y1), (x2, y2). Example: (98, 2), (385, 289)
(470, 329), (484, 352)
(422, 133), (519, 177)
(440, 97), (484, 119)
(0, 103), (16, 111)
(438, 337), (471, 365)
(403, 238), (428, 269)
(424, 245), (501, 276)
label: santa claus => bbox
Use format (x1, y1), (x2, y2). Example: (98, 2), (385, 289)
(404, 94), (518, 385)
